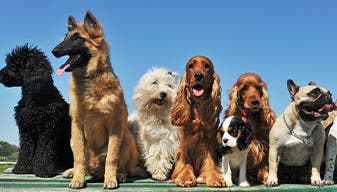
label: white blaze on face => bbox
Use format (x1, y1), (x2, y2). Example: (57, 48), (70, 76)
(221, 116), (238, 147)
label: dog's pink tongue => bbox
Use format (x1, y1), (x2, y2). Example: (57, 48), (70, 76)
(57, 64), (70, 76)
(193, 89), (204, 97)
(319, 104), (334, 112)
(314, 112), (321, 117)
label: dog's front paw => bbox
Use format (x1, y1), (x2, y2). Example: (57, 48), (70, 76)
(196, 175), (206, 184)
(206, 174), (226, 188)
(175, 176), (197, 187)
(265, 176), (278, 187)
(323, 179), (334, 185)
(34, 167), (57, 178)
(35, 170), (57, 178)
(223, 176), (233, 187)
(117, 172), (127, 183)
(69, 179), (86, 189)
(62, 168), (74, 178)
(152, 172), (168, 181)
(103, 178), (119, 189)
(239, 181), (250, 187)
(311, 177), (323, 187)
(323, 173), (334, 185)
(12, 165), (32, 174)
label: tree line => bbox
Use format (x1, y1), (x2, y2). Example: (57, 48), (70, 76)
(0, 140), (18, 161)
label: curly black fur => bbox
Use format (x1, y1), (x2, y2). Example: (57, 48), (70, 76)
(0, 45), (73, 177)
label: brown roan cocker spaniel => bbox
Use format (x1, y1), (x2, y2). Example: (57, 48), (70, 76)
(225, 73), (276, 184)
(170, 56), (225, 187)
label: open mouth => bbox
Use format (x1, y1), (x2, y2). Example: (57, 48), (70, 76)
(155, 98), (164, 106)
(192, 84), (204, 97)
(301, 103), (335, 119)
(56, 54), (82, 76)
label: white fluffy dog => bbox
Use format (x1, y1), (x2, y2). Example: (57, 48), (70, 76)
(129, 68), (180, 181)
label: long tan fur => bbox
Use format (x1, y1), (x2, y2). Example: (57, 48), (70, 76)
(59, 11), (138, 189)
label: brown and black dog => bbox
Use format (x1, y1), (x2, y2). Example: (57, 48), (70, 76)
(52, 11), (138, 189)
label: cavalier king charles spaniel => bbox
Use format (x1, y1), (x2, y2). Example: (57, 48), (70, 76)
(217, 116), (252, 187)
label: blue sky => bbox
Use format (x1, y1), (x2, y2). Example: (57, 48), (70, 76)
(0, 0), (336, 145)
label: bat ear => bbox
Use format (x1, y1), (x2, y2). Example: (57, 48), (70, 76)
(287, 79), (299, 100)
(308, 81), (317, 86)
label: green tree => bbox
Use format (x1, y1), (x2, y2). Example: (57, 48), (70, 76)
(0, 141), (19, 157)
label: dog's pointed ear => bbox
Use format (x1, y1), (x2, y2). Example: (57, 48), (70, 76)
(68, 16), (77, 31)
(287, 79), (299, 100)
(308, 81), (317, 86)
(84, 11), (104, 39)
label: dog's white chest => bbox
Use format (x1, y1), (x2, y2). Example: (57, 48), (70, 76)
(281, 120), (316, 166)
(226, 150), (247, 169)
(284, 120), (315, 147)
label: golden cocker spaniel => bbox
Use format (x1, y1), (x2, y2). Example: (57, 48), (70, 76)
(226, 73), (275, 184)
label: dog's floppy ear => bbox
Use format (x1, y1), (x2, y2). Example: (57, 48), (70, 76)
(217, 121), (224, 131)
(212, 72), (222, 114)
(260, 80), (276, 129)
(226, 83), (239, 117)
(68, 16), (77, 31)
(237, 120), (253, 151)
(170, 73), (191, 126)
(287, 79), (299, 100)
(308, 81), (317, 86)
(84, 11), (104, 39)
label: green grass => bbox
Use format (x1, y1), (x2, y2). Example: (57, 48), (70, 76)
(0, 164), (13, 173)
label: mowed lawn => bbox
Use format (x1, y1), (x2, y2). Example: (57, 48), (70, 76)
(0, 165), (13, 173)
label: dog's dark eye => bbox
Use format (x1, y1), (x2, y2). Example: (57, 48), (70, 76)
(71, 33), (84, 40)
(167, 84), (173, 89)
(204, 63), (210, 69)
(328, 91), (332, 96)
(228, 127), (238, 137)
(256, 86), (264, 96)
(241, 85), (248, 92)
(152, 80), (158, 85)
(218, 129), (224, 136)
(188, 64), (194, 69)
(308, 88), (321, 98)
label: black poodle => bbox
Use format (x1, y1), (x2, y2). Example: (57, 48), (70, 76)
(0, 45), (73, 177)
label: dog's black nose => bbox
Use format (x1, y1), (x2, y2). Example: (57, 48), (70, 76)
(223, 138), (228, 143)
(160, 91), (167, 98)
(0, 71), (3, 83)
(52, 48), (61, 57)
(194, 73), (204, 81)
(251, 99), (260, 106)
(322, 94), (331, 101)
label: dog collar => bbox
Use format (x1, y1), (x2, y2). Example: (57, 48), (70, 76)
(282, 114), (313, 145)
